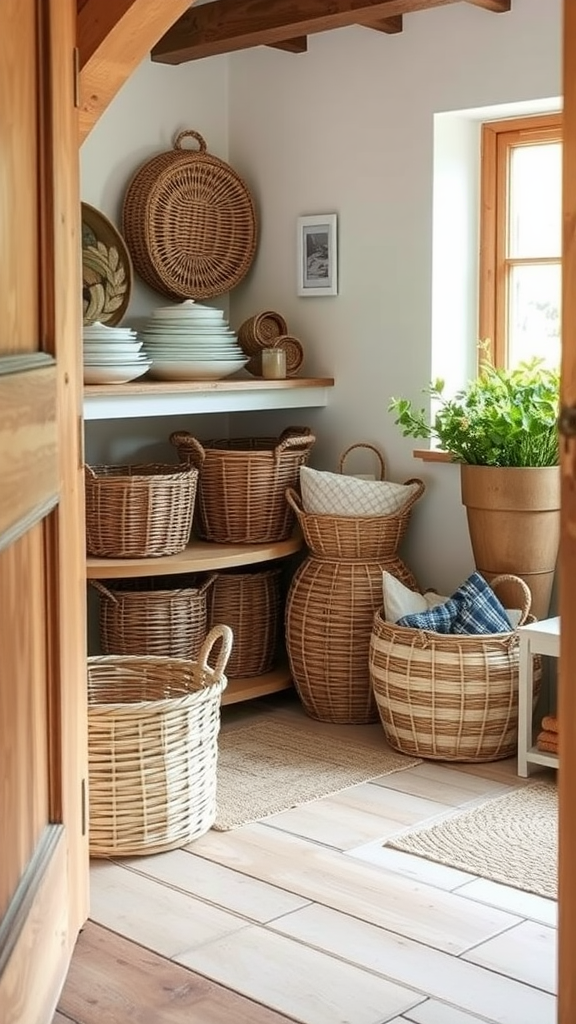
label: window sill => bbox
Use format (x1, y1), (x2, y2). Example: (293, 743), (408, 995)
(413, 448), (457, 463)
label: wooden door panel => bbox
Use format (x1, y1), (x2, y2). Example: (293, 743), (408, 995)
(0, 526), (49, 919)
(0, 0), (87, 1020)
(0, 364), (58, 547)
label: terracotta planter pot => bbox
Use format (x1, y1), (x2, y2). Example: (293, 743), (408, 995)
(460, 464), (560, 620)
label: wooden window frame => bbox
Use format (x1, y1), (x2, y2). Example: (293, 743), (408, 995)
(479, 112), (563, 368)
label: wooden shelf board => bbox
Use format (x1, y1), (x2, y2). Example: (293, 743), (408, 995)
(86, 535), (302, 579)
(83, 376), (335, 420)
(222, 664), (293, 705)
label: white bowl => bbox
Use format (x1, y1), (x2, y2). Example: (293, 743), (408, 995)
(147, 358), (248, 381)
(83, 341), (144, 356)
(150, 300), (225, 321)
(83, 361), (152, 384)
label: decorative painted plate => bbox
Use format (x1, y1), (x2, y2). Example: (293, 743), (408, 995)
(82, 202), (133, 325)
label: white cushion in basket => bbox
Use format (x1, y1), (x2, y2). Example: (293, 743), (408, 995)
(382, 570), (524, 628)
(300, 466), (420, 517)
(382, 571), (448, 623)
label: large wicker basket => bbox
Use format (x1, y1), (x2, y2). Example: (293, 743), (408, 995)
(122, 129), (257, 301)
(368, 575), (541, 762)
(284, 478), (425, 725)
(87, 625), (233, 857)
(85, 463), (198, 558)
(90, 573), (216, 658)
(170, 427), (315, 544)
(207, 566), (283, 677)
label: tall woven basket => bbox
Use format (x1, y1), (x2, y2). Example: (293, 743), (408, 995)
(170, 427), (316, 543)
(368, 575), (541, 762)
(284, 473), (425, 725)
(207, 566), (283, 677)
(87, 625), (233, 858)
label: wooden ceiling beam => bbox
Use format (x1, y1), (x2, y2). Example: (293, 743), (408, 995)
(268, 37), (308, 53)
(464, 0), (511, 10)
(152, 0), (462, 64)
(78, 0), (194, 143)
(361, 15), (403, 32)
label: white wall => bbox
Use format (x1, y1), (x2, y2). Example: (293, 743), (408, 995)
(80, 0), (562, 595)
(227, 0), (562, 592)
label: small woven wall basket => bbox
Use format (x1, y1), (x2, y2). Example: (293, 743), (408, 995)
(85, 463), (198, 558)
(122, 129), (258, 300)
(87, 625), (232, 858)
(207, 566), (283, 678)
(170, 427), (316, 544)
(368, 575), (542, 763)
(237, 310), (288, 355)
(90, 573), (216, 659)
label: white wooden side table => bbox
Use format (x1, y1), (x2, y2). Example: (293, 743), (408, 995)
(517, 615), (560, 777)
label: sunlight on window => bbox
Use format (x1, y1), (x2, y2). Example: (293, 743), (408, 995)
(507, 141), (561, 369)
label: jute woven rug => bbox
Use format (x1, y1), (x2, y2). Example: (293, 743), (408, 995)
(387, 780), (558, 899)
(213, 711), (421, 831)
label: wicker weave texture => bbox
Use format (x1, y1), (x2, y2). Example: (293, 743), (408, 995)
(208, 567), (282, 677)
(122, 130), (257, 300)
(369, 576), (541, 762)
(247, 335), (305, 378)
(85, 463), (197, 558)
(238, 310), (287, 355)
(91, 573), (215, 658)
(286, 556), (418, 725)
(170, 429), (315, 544)
(285, 483), (425, 561)
(87, 625), (232, 857)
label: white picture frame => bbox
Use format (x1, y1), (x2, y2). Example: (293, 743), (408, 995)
(297, 213), (338, 296)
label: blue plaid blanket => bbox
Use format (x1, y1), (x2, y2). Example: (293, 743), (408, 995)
(397, 571), (512, 635)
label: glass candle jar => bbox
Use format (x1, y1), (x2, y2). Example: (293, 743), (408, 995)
(261, 348), (287, 379)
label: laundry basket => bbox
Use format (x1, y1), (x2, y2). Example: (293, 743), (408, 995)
(87, 624), (233, 857)
(170, 427), (315, 543)
(90, 573), (216, 658)
(207, 566), (283, 677)
(368, 575), (541, 762)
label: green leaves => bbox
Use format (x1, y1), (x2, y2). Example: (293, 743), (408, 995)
(389, 358), (560, 466)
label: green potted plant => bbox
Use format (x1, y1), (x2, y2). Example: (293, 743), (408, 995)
(389, 356), (561, 618)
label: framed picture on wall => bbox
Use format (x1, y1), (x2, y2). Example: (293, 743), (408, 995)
(297, 214), (338, 296)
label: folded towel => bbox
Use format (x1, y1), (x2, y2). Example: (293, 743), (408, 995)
(537, 730), (558, 754)
(541, 714), (559, 734)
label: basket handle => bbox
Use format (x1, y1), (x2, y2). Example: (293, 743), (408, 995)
(174, 129), (207, 153)
(198, 624), (233, 682)
(490, 574), (532, 625)
(275, 429), (316, 457)
(89, 580), (118, 603)
(169, 431), (206, 467)
(197, 572), (218, 596)
(285, 486), (304, 515)
(399, 477), (426, 513)
(338, 443), (386, 481)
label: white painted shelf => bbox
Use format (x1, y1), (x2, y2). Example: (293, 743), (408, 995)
(83, 375), (335, 420)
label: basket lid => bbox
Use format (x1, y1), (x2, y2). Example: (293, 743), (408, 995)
(122, 129), (258, 300)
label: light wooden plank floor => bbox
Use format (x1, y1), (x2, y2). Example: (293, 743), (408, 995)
(54, 692), (557, 1024)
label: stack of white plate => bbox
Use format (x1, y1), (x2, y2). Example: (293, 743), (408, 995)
(139, 300), (248, 381)
(83, 321), (151, 385)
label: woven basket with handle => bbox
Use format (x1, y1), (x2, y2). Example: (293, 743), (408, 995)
(87, 624), (233, 857)
(369, 574), (542, 762)
(122, 129), (258, 300)
(85, 462), (197, 558)
(90, 573), (216, 659)
(170, 427), (315, 544)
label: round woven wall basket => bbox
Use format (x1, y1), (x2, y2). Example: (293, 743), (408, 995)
(122, 129), (258, 300)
